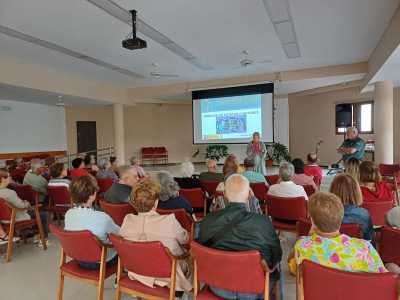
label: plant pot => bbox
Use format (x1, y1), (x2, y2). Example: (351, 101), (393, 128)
(266, 159), (274, 167)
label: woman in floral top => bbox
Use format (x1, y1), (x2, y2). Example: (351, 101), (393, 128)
(295, 192), (386, 273)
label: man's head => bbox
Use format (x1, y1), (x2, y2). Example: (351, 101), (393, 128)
(346, 127), (358, 140)
(243, 157), (255, 171)
(50, 162), (67, 179)
(279, 162), (295, 182)
(72, 158), (84, 169)
(30, 159), (43, 174)
(224, 174), (250, 204)
(292, 158), (305, 174)
(207, 159), (217, 173)
(309, 192), (344, 234)
(118, 165), (139, 187)
(307, 153), (318, 164)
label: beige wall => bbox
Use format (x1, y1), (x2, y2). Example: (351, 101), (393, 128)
(394, 87), (400, 162)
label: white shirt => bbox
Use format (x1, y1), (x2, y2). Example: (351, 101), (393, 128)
(267, 181), (308, 200)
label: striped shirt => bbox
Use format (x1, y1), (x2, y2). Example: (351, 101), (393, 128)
(48, 178), (71, 188)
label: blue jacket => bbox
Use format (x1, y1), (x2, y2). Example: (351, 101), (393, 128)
(343, 205), (374, 240)
(157, 195), (193, 214)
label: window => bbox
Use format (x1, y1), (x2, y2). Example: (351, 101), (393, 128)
(335, 101), (374, 134)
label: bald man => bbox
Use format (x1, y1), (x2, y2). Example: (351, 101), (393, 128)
(197, 174), (282, 299)
(199, 159), (224, 182)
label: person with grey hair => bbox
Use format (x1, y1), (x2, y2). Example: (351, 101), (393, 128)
(104, 165), (138, 204)
(198, 174), (282, 299)
(267, 162), (308, 200)
(337, 126), (365, 162)
(156, 171), (193, 215)
(175, 160), (201, 189)
(199, 159), (224, 182)
(96, 157), (119, 183)
(242, 157), (268, 185)
(23, 159), (48, 203)
(129, 156), (146, 178)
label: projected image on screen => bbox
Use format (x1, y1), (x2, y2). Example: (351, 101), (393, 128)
(216, 114), (246, 134)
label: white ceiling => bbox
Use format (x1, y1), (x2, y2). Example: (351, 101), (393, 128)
(0, 0), (398, 89)
(371, 45), (400, 87)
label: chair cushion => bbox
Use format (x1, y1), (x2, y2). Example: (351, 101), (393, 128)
(1, 219), (36, 229)
(61, 260), (117, 281)
(272, 219), (297, 231)
(119, 275), (171, 298)
(197, 287), (225, 300)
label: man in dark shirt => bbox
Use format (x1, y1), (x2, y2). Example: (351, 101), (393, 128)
(104, 166), (138, 203)
(199, 159), (224, 182)
(337, 127), (365, 161)
(197, 174), (282, 299)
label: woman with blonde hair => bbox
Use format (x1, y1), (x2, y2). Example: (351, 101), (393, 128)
(119, 179), (192, 292)
(344, 157), (360, 182)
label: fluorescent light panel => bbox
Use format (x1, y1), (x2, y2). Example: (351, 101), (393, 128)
(283, 43), (300, 59)
(274, 21), (296, 44)
(0, 25), (145, 78)
(86, 0), (212, 70)
(262, 0), (290, 23)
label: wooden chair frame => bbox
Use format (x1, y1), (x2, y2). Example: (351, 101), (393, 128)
(114, 248), (188, 300)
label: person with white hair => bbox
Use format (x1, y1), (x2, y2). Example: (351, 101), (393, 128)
(337, 126), (365, 162)
(174, 160), (201, 189)
(199, 159), (224, 182)
(129, 156), (146, 178)
(96, 157), (119, 183)
(23, 159), (48, 203)
(197, 174), (282, 299)
(267, 162), (308, 200)
(104, 165), (139, 204)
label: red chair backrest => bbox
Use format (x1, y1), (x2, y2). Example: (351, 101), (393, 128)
(8, 183), (37, 205)
(49, 224), (103, 263)
(266, 195), (307, 221)
(10, 168), (27, 183)
(380, 226), (400, 266)
(250, 183), (269, 202)
(296, 219), (363, 238)
(379, 164), (400, 177)
(99, 200), (136, 226)
(0, 197), (12, 221)
(200, 180), (220, 196)
(156, 208), (193, 233)
(97, 178), (114, 194)
(191, 241), (266, 294)
(109, 234), (172, 277)
(48, 186), (71, 206)
(266, 175), (279, 185)
(300, 259), (399, 300)
(179, 188), (205, 209)
(302, 184), (316, 197)
(361, 201), (393, 226)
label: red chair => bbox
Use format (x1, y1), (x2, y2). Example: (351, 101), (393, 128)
(266, 175), (280, 185)
(191, 241), (278, 300)
(109, 234), (185, 300)
(179, 188), (207, 218)
(8, 183), (39, 206)
(379, 226), (400, 266)
(99, 200), (136, 226)
(0, 197), (46, 262)
(302, 185), (316, 197)
(96, 178), (114, 194)
(250, 182), (269, 211)
(298, 259), (399, 300)
(266, 195), (307, 232)
(200, 180), (220, 197)
(10, 168), (27, 183)
(157, 208), (194, 237)
(296, 219), (363, 238)
(47, 186), (72, 222)
(361, 201), (394, 227)
(379, 163), (400, 205)
(50, 224), (117, 300)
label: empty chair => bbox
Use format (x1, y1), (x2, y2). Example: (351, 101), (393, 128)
(50, 224), (117, 300)
(266, 194), (307, 232)
(379, 226), (400, 266)
(179, 188), (207, 218)
(109, 234), (185, 300)
(361, 201), (393, 227)
(296, 219), (363, 239)
(302, 185), (316, 197)
(156, 208), (194, 237)
(96, 178), (114, 194)
(298, 260), (399, 300)
(250, 182), (269, 202)
(200, 180), (220, 198)
(266, 175), (280, 185)
(379, 163), (400, 205)
(99, 200), (136, 226)
(47, 186), (72, 221)
(191, 241), (278, 300)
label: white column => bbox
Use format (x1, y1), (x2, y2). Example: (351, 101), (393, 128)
(374, 80), (394, 164)
(113, 103), (126, 164)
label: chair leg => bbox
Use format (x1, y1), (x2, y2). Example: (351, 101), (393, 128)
(57, 272), (65, 300)
(115, 286), (121, 300)
(6, 210), (17, 262)
(97, 248), (107, 300)
(35, 207), (47, 250)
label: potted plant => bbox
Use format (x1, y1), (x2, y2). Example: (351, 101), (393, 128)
(265, 142), (291, 167)
(205, 145), (229, 162)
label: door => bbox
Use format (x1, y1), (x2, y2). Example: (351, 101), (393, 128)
(76, 121), (97, 153)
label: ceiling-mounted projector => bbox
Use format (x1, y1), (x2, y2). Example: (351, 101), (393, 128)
(122, 10), (147, 50)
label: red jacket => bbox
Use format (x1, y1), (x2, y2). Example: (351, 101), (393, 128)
(361, 182), (394, 203)
(304, 165), (323, 186)
(70, 168), (89, 178)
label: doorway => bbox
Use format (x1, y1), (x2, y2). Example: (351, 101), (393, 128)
(76, 121), (97, 153)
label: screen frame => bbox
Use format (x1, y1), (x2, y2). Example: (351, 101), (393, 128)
(191, 83), (275, 145)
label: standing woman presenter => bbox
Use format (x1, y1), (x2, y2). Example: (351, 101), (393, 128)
(246, 132), (267, 175)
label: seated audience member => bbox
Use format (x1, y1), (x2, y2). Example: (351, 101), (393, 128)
(384, 208), (400, 273)
(295, 192), (386, 273)
(359, 161), (394, 203)
(84, 154), (99, 172)
(104, 166), (138, 204)
(0, 222), (20, 245)
(23, 159), (48, 203)
(345, 157), (361, 182)
(156, 171), (193, 215)
(120, 180), (192, 291)
(96, 158), (119, 183)
(215, 154), (241, 193)
(199, 159), (224, 182)
(0, 168), (49, 245)
(268, 162), (308, 200)
(70, 158), (89, 178)
(291, 158), (318, 191)
(48, 162), (70, 188)
(175, 160), (201, 189)
(242, 157), (268, 184)
(64, 176), (119, 269)
(304, 153), (323, 186)
(129, 156), (146, 178)
(198, 174), (282, 299)
(330, 173), (374, 241)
